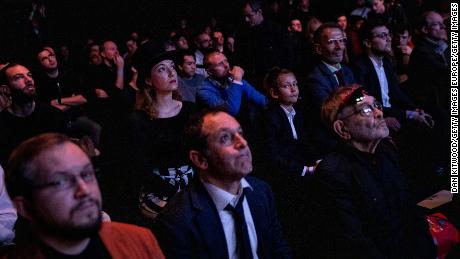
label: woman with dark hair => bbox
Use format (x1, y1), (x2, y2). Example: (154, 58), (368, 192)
(130, 41), (196, 219)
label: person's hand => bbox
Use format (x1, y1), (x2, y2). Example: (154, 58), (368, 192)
(229, 66), (244, 82)
(50, 100), (70, 111)
(95, 88), (109, 98)
(385, 117), (401, 132)
(412, 109), (435, 128)
(114, 54), (124, 70)
(129, 66), (139, 90)
(398, 45), (412, 55)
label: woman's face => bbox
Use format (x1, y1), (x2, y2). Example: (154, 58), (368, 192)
(147, 60), (178, 93)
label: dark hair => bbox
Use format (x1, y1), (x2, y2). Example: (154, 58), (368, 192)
(394, 22), (412, 36)
(0, 63), (20, 86)
(313, 22), (343, 44)
(5, 133), (78, 199)
(183, 107), (228, 155)
(243, 0), (263, 12)
(263, 67), (294, 96)
(359, 18), (389, 42)
(177, 49), (196, 66)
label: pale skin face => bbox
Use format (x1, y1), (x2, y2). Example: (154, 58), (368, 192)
(334, 95), (389, 153)
(289, 19), (302, 32)
(5, 65), (36, 96)
(196, 33), (212, 50)
(316, 27), (346, 66)
(145, 60), (178, 94)
(190, 112), (252, 194)
(38, 49), (58, 70)
(337, 16), (347, 31)
(366, 25), (392, 56)
(206, 52), (231, 79)
(270, 73), (299, 107)
(212, 31), (225, 47)
(13, 142), (102, 252)
(242, 4), (263, 27)
(101, 41), (119, 61)
(423, 12), (447, 41)
(179, 55), (196, 78)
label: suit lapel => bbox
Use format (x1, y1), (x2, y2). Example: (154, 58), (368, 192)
(318, 62), (339, 90)
(190, 181), (229, 259)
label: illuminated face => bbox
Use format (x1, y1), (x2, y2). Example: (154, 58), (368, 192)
(289, 19), (302, 32)
(242, 4), (263, 27)
(424, 12), (447, 41)
(394, 30), (410, 47)
(146, 60), (178, 93)
(101, 41), (119, 61)
(196, 33), (212, 50)
(126, 40), (137, 55)
(176, 36), (189, 50)
(37, 49), (58, 70)
(338, 95), (389, 143)
(206, 52), (230, 79)
(337, 16), (347, 31)
(368, 26), (392, 55)
(316, 27), (346, 65)
(202, 112), (253, 181)
(179, 55), (196, 77)
(212, 31), (225, 47)
(5, 65), (36, 99)
(372, 0), (385, 14)
(26, 142), (102, 239)
(271, 73), (299, 106)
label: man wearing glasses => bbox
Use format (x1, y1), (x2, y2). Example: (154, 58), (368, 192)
(307, 85), (436, 258)
(305, 22), (356, 156)
(3, 133), (165, 258)
(354, 19), (434, 132)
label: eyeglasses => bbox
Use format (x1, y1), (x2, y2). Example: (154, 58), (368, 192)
(339, 101), (383, 120)
(429, 22), (446, 29)
(34, 170), (96, 191)
(326, 37), (347, 45)
(40, 53), (56, 62)
(373, 32), (392, 40)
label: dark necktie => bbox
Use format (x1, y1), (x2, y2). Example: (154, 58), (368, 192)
(334, 69), (346, 86)
(225, 189), (254, 259)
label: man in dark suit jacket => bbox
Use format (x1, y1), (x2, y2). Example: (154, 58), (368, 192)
(354, 19), (433, 132)
(305, 23), (356, 156)
(153, 109), (291, 259)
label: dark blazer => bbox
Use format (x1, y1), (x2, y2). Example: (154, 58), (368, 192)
(306, 61), (356, 114)
(261, 104), (314, 175)
(304, 62), (355, 157)
(353, 56), (415, 121)
(152, 176), (292, 259)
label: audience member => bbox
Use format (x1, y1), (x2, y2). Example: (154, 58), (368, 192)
(177, 49), (205, 103)
(4, 133), (165, 258)
(130, 41), (196, 219)
(198, 51), (267, 115)
(391, 22), (413, 84)
(34, 47), (102, 147)
(367, 0), (408, 31)
(307, 85), (436, 258)
(153, 109), (292, 259)
(194, 32), (212, 77)
(350, 0), (371, 19)
(0, 63), (65, 165)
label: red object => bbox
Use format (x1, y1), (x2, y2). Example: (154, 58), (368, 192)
(426, 213), (460, 259)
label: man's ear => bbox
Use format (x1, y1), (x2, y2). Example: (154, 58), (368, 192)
(144, 77), (152, 87)
(333, 120), (351, 140)
(363, 39), (371, 49)
(13, 196), (34, 221)
(314, 43), (322, 55)
(189, 150), (208, 170)
(269, 88), (279, 100)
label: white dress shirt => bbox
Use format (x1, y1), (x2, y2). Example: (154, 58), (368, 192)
(369, 56), (391, 108)
(280, 105), (298, 140)
(202, 178), (259, 259)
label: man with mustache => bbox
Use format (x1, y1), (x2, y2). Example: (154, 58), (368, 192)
(154, 109), (291, 259)
(307, 86), (436, 258)
(3, 133), (165, 258)
(0, 63), (66, 165)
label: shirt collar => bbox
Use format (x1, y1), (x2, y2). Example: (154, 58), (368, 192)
(369, 55), (384, 68)
(322, 61), (341, 73)
(280, 104), (296, 117)
(201, 177), (253, 211)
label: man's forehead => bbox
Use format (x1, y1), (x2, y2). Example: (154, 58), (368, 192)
(6, 65), (29, 77)
(203, 112), (240, 133)
(372, 26), (389, 33)
(32, 143), (91, 174)
(323, 28), (343, 38)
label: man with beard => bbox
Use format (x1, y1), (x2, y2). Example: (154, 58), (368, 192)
(0, 63), (66, 165)
(197, 51), (267, 116)
(306, 86), (436, 258)
(353, 20), (433, 132)
(153, 109), (291, 259)
(3, 133), (165, 258)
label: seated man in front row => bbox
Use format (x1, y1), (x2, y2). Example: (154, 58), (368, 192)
(4, 133), (165, 258)
(196, 51), (267, 116)
(153, 109), (291, 259)
(307, 85), (436, 258)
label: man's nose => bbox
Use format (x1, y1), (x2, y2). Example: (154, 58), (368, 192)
(75, 177), (91, 198)
(234, 133), (248, 149)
